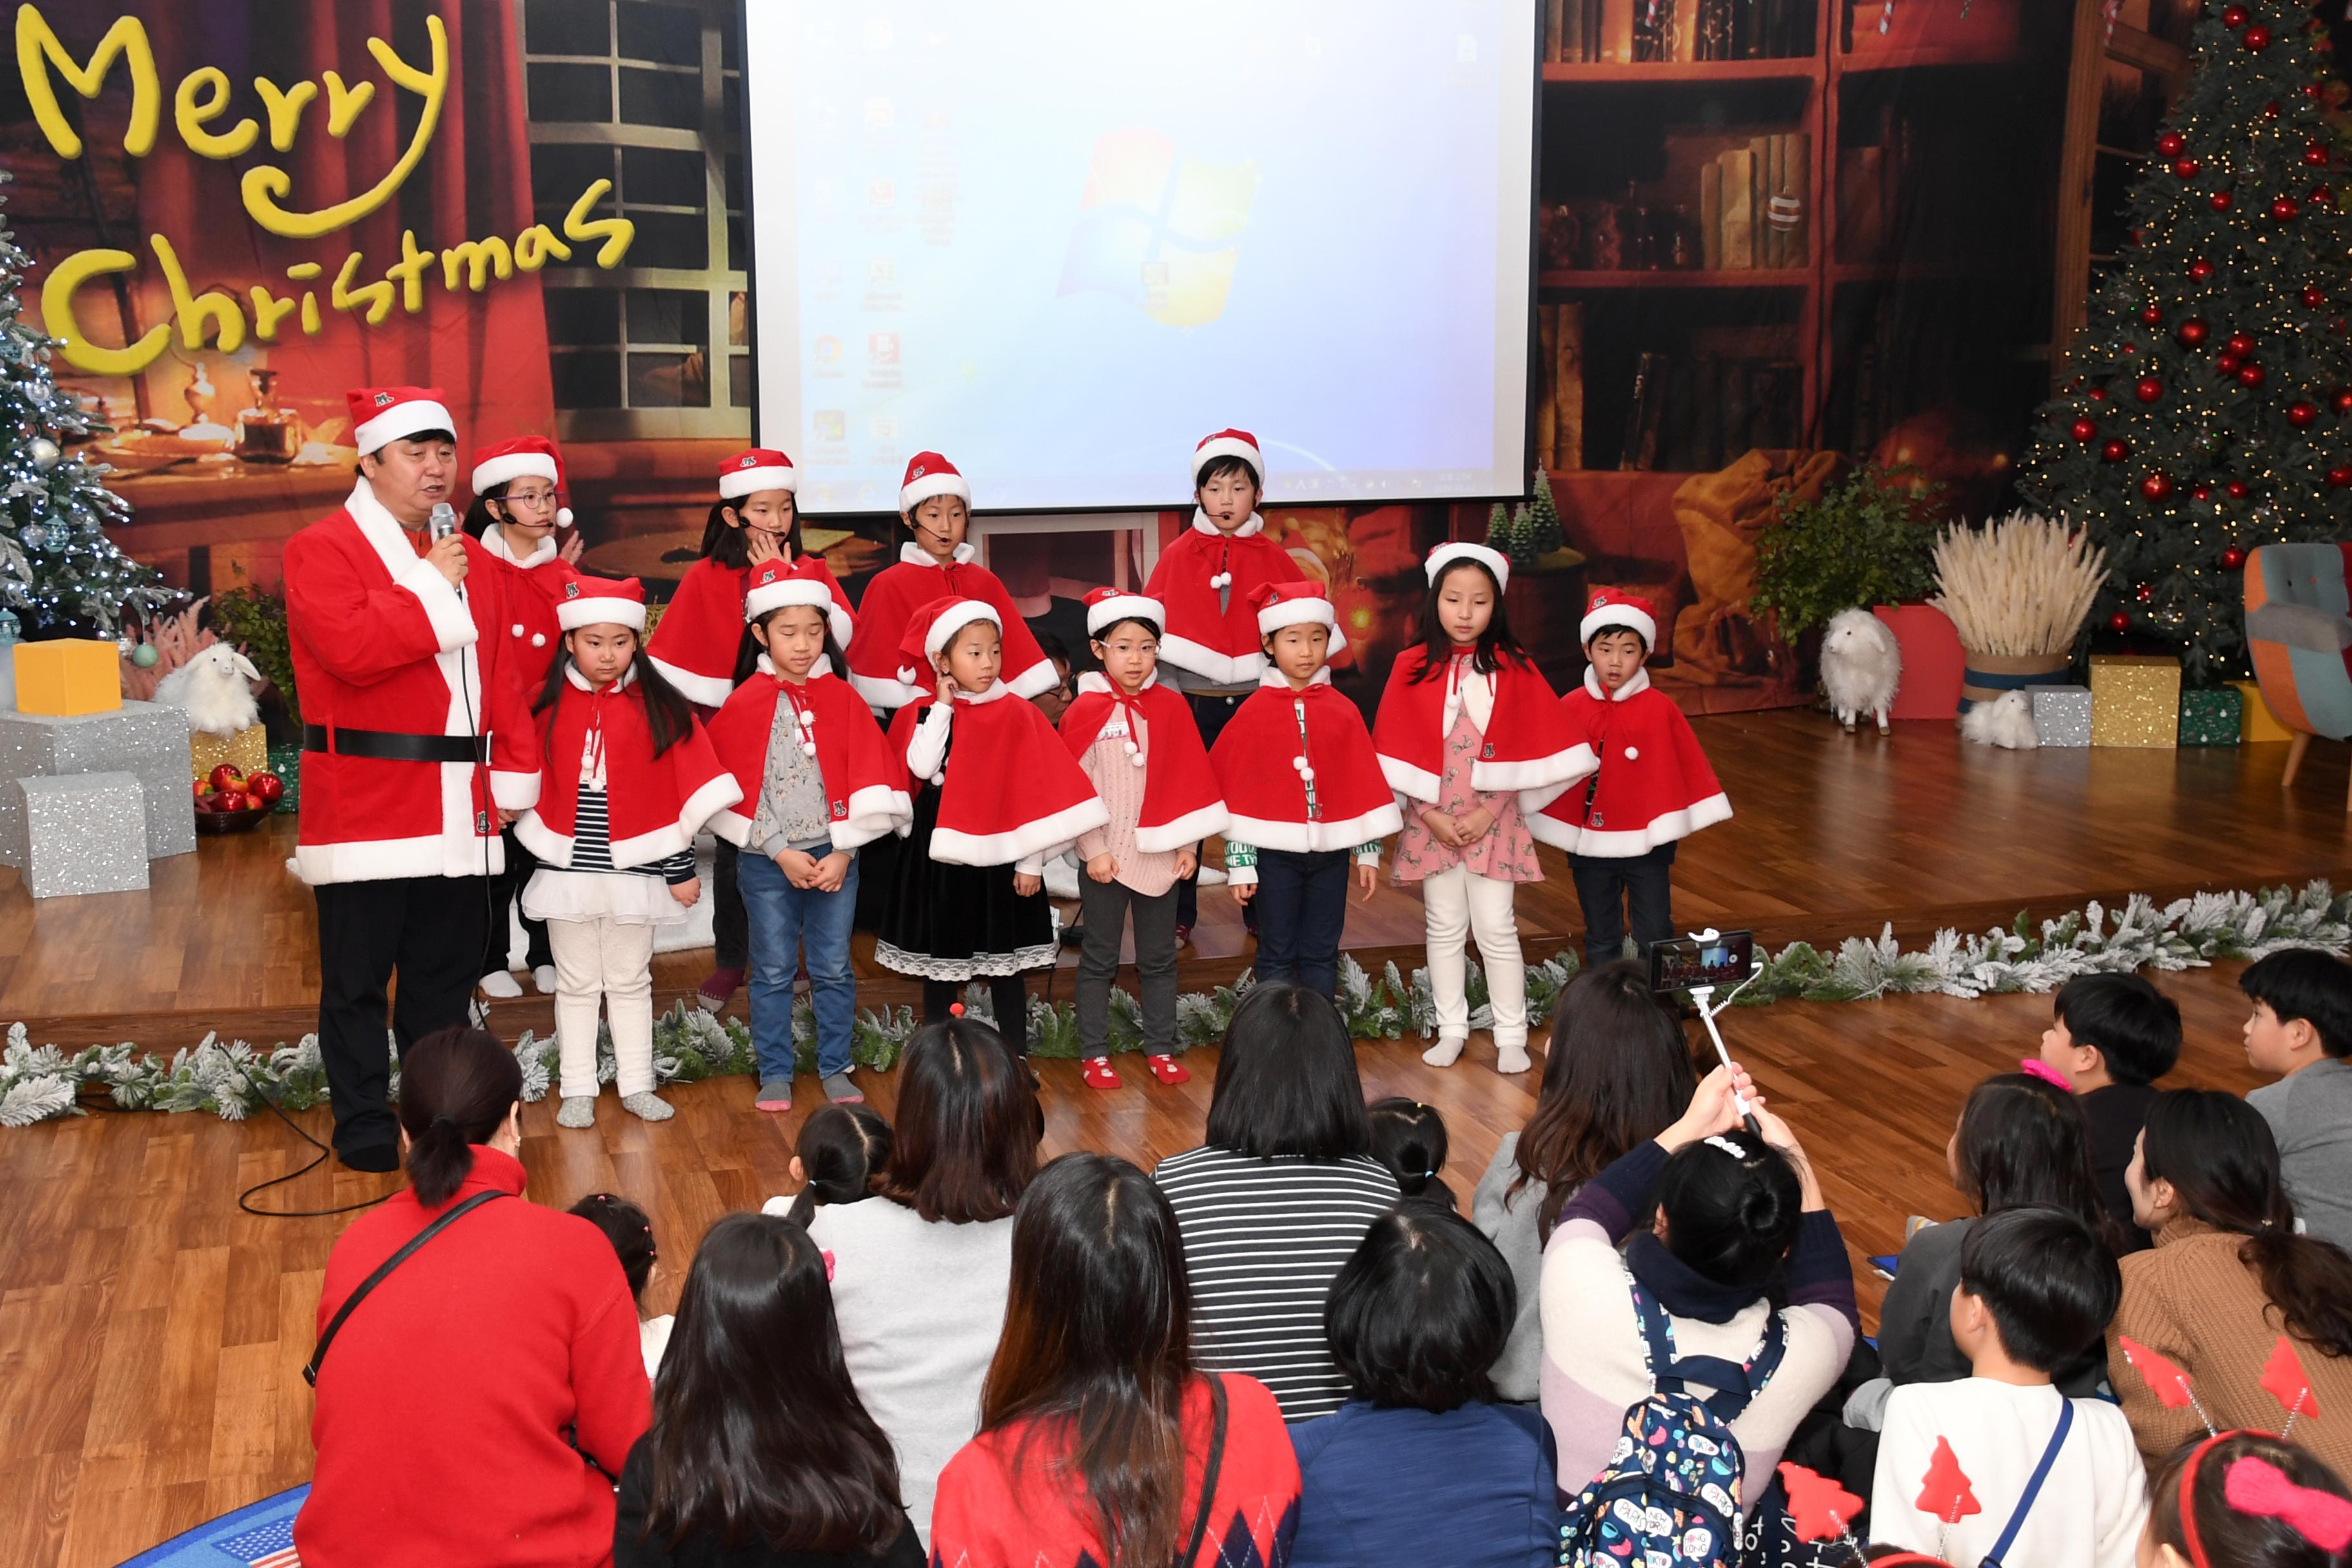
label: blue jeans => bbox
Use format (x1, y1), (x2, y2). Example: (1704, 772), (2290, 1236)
(739, 848), (859, 1081)
(1251, 848), (1351, 999)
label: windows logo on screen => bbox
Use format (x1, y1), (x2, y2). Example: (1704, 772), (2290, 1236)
(1057, 128), (1259, 329)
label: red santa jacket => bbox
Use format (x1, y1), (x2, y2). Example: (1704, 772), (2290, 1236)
(294, 1148), (650, 1568)
(285, 478), (542, 885)
(645, 554), (856, 709)
(1211, 672), (1404, 856)
(1142, 512), (1309, 687)
(888, 683), (1108, 868)
(845, 544), (1055, 710)
(1531, 667), (1732, 857)
(705, 660), (910, 852)
(513, 665), (740, 868)
(1059, 671), (1228, 852)
(1372, 644), (1595, 812)
(476, 523), (577, 692)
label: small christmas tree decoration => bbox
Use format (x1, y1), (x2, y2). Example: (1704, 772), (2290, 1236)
(1527, 468), (1564, 559)
(1485, 501), (1509, 554)
(2117, 1334), (2219, 1431)
(2261, 1334), (2320, 1436)
(1778, 1462), (1866, 1548)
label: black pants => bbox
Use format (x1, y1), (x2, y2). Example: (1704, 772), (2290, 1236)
(315, 875), (489, 1157)
(1568, 842), (1677, 974)
(712, 838), (747, 970)
(1251, 848), (1352, 1000)
(481, 825), (552, 976)
(1077, 876), (1181, 1054)
(1174, 691), (1248, 931)
(923, 974), (1028, 1057)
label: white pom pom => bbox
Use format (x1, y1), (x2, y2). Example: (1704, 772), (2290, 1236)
(557, 507), (574, 528)
(1291, 756), (1308, 770)
(1299, 766), (1316, 782)
(1122, 739), (1139, 754)
(511, 623), (525, 637)
(1623, 745), (1640, 760)
(930, 772), (945, 787)
(802, 741), (819, 757)
(531, 634), (546, 647)
(1211, 571), (1232, 589)
(1131, 752), (1148, 767)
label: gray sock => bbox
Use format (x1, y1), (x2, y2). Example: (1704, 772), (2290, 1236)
(620, 1091), (673, 1122)
(556, 1095), (596, 1129)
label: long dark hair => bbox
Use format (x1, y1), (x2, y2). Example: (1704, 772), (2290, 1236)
(1513, 960), (1696, 1239)
(981, 1153), (1198, 1568)
(461, 480), (509, 540)
(2141, 1090), (2352, 1358)
(641, 1213), (905, 1555)
(2147, 1431), (2352, 1568)
(1954, 1073), (2128, 1253)
(397, 1026), (522, 1207)
(732, 602), (847, 688)
(879, 1017), (1041, 1224)
(1406, 556), (1527, 681)
(1656, 1130), (1805, 1293)
(786, 1104), (892, 1227)
(696, 498), (803, 568)
(1202, 983), (1371, 1161)
(533, 631), (696, 758)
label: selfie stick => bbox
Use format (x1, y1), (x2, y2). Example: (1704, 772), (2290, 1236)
(1681, 926), (1764, 1137)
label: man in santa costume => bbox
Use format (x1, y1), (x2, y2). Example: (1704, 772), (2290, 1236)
(284, 387), (542, 1172)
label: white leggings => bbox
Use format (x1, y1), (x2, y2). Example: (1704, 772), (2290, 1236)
(547, 917), (656, 1099)
(1421, 865), (1528, 1049)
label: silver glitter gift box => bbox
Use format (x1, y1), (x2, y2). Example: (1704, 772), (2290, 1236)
(0, 700), (195, 866)
(17, 772), (148, 897)
(2028, 684), (2092, 749)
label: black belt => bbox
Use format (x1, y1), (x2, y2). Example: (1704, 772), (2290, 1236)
(303, 723), (489, 764)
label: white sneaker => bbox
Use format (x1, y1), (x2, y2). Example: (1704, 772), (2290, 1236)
(532, 965), (558, 995)
(478, 970), (523, 999)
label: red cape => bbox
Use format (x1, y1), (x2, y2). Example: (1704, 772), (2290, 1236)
(645, 555), (854, 708)
(1531, 669), (1731, 856)
(1372, 645), (1594, 810)
(478, 525), (578, 692)
(705, 663), (910, 851)
(1143, 515), (1309, 685)
(1059, 672), (1228, 852)
(1210, 678), (1404, 852)
(845, 547), (1054, 710)
(514, 669), (740, 868)
(887, 688), (1108, 867)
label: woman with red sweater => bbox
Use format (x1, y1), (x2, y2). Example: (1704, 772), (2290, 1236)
(296, 1026), (651, 1568)
(928, 1152), (1301, 1568)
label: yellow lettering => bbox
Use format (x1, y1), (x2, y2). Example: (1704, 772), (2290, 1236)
(330, 250), (393, 325)
(388, 228), (435, 313)
(240, 16), (445, 240)
(16, 7), (159, 159)
(322, 70), (374, 136)
(252, 77), (318, 152)
(151, 233), (244, 352)
(301, 291), (322, 335)
(441, 235), (512, 293)
(39, 248), (169, 375)
(246, 284), (299, 341)
(173, 66), (256, 159)
(562, 180), (634, 268)
(511, 224), (572, 271)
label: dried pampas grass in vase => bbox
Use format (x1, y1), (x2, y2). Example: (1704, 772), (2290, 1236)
(1933, 511), (2108, 710)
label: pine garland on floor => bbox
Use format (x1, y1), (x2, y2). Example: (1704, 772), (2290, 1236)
(3, 880), (2347, 1128)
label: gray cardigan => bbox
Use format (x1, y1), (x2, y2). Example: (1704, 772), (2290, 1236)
(1471, 1133), (1552, 1404)
(2250, 1059), (2352, 1251)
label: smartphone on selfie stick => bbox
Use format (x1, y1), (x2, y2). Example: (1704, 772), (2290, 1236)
(1649, 928), (1763, 1137)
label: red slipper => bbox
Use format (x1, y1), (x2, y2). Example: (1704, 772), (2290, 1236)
(1081, 1058), (1123, 1090)
(1146, 1054), (1191, 1085)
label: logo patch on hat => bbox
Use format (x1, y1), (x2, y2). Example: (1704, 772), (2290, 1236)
(831, 801), (848, 819)
(374, 392), (395, 407)
(739, 454), (756, 467)
(910, 463), (928, 478)
(1482, 743), (1496, 759)
(564, 582), (580, 598)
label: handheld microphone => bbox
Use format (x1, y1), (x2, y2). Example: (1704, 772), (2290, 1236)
(429, 501), (460, 540)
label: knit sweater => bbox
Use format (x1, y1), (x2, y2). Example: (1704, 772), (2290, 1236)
(1469, 1132), (1553, 1406)
(2109, 1215), (2352, 1477)
(2249, 1059), (2352, 1252)
(1537, 1140), (1859, 1505)
(1288, 1400), (1563, 1568)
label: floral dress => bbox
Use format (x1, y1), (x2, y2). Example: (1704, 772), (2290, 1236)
(1391, 705), (1542, 885)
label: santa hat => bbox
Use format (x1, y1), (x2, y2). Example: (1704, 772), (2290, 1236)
(1253, 580), (1343, 647)
(900, 451), (970, 513)
(1192, 427), (1264, 485)
(743, 557), (853, 647)
(719, 447), (797, 500)
(471, 436), (573, 527)
(1427, 541), (1511, 591)
(1580, 589), (1658, 649)
(347, 386), (455, 456)
(558, 574), (648, 633)
(895, 595), (1001, 684)
(1083, 586), (1165, 638)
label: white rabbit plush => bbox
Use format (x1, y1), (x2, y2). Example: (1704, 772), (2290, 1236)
(1959, 689), (2041, 750)
(155, 642), (263, 738)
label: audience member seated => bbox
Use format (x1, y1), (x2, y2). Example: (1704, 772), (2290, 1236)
(1155, 983), (1402, 1421)
(2039, 972), (2184, 1251)
(928, 1153), (1300, 1568)
(2241, 948), (2352, 1251)
(573, 1191), (671, 1378)
(2140, 1430), (2352, 1568)
(296, 1026), (651, 1568)
(1868, 1207), (2144, 1568)
(807, 1015), (1039, 1540)
(1473, 959), (1694, 1404)
(1367, 1097), (1456, 1209)
(764, 1103), (893, 1227)
(1875, 1073), (2121, 1402)
(614, 1212), (925, 1567)
(1290, 1204), (1565, 1568)
(1540, 1064), (1859, 1513)
(2112, 1090), (2352, 1478)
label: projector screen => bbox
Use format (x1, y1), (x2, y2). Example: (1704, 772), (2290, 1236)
(741, 1), (1540, 513)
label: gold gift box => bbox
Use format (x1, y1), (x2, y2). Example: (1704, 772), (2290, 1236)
(2090, 654), (2181, 749)
(189, 723), (268, 782)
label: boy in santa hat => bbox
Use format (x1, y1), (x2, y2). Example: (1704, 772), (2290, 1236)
(1060, 587), (1228, 1090)
(876, 596), (1108, 1063)
(1210, 582), (1404, 1001)
(1144, 429), (1308, 942)
(1531, 591), (1731, 972)
(707, 558), (905, 1112)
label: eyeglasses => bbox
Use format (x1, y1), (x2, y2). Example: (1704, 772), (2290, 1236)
(502, 488), (560, 511)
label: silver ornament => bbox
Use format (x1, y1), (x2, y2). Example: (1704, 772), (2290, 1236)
(26, 436), (58, 469)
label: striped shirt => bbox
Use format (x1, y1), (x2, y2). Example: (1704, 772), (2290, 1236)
(1153, 1144), (1402, 1422)
(568, 785), (695, 884)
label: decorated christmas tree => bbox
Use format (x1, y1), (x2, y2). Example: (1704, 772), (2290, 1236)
(1485, 500), (1511, 553)
(0, 172), (162, 639)
(2020, 3), (2352, 684)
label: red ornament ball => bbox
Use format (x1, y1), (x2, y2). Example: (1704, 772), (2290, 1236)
(2335, 389), (2352, 414)
(2140, 304), (2165, 328)
(2227, 332), (2257, 357)
(2222, 3), (2248, 24)
(2157, 131), (2188, 157)
(2070, 416), (2099, 442)
(2192, 484), (2214, 501)
(2221, 546), (2248, 571)
(2136, 376), (2164, 402)
(2173, 158), (2201, 180)
(2332, 467), (2352, 489)
(2307, 286), (2331, 309)
(2135, 583), (2155, 603)
(2273, 197), (2301, 222)
(2268, 101), (2285, 119)
(2189, 258), (2217, 281)
(2109, 611), (2132, 632)
(2311, 184), (2335, 206)
(2140, 473), (2175, 502)
(2100, 437), (2129, 463)
(2090, 387), (2110, 401)
(2227, 480), (2251, 499)
(2309, 142), (2334, 167)
(2244, 23), (2272, 49)
(2289, 399), (2320, 427)
(2179, 317), (2211, 347)
(2211, 190), (2235, 211)
(2239, 363), (2268, 388)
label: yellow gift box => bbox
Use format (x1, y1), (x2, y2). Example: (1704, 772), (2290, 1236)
(2090, 654), (2181, 749)
(189, 723), (268, 783)
(14, 638), (122, 716)
(2230, 679), (2295, 743)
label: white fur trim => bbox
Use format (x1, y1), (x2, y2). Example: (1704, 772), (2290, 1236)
(353, 398), (455, 455)
(1377, 754), (1444, 805)
(482, 524), (558, 569)
(1191, 438), (1264, 484)
(645, 654), (734, 707)
(606, 772), (743, 867)
(1086, 593), (1165, 637)
(718, 464), (796, 499)
(1259, 665), (1335, 690)
(930, 794), (1111, 868)
(924, 598), (1001, 656)
(1133, 799), (1228, 854)
(490, 770), (542, 810)
(557, 596), (646, 632)
(1427, 542), (1511, 590)
(1257, 598), (1342, 639)
(832, 782), (913, 851)
(744, 578), (852, 645)
(898, 540), (977, 567)
(471, 451), (558, 494)
(1075, 669), (1159, 696)
(398, 553), (477, 653)
(1470, 745), (1597, 795)
(511, 810), (571, 865)
(850, 669), (923, 709)
(1553, 792), (1732, 858)
(1156, 633), (1260, 687)
(900, 471), (970, 511)
(709, 805), (754, 848)
(1004, 657), (1059, 701)
(1582, 665), (1653, 703)
(1581, 602), (1658, 649)
(1188, 507), (1265, 538)
(294, 831), (504, 885)
(1222, 801), (1402, 854)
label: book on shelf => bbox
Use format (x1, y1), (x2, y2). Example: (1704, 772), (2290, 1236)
(1620, 350), (1668, 471)
(1547, 0), (1805, 63)
(1627, 353), (1805, 471)
(1694, 132), (1808, 271)
(1536, 306), (1558, 468)
(1718, 146), (1754, 268)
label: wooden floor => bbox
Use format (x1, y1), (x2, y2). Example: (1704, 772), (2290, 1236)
(0, 711), (2342, 1567)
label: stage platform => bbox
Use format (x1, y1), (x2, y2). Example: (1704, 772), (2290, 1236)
(1, 710), (2346, 1567)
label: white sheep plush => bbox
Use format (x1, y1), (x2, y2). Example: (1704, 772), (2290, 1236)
(1960, 689), (2041, 750)
(154, 642), (263, 738)
(1818, 608), (1901, 733)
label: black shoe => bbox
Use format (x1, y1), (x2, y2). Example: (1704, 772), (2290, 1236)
(1059, 923), (1086, 949)
(338, 1141), (400, 1175)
